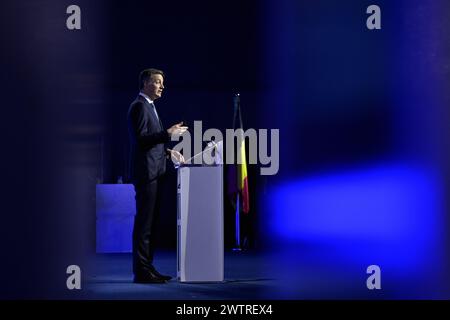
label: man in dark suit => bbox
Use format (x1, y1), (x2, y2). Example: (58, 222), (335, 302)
(127, 68), (187, 283)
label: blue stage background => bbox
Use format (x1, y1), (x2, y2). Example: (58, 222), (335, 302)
(0, 0), (449, 299)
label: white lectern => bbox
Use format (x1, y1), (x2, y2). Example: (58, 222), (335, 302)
(177, 142), (224, 282)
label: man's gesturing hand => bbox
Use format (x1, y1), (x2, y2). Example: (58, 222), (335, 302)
(167, 122), (188, 138)
(167, 149), (185, 165)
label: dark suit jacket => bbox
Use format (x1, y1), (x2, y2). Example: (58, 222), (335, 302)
(127, 95), (170, 184)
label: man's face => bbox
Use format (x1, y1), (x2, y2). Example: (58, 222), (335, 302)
(144, 73), (164, 100)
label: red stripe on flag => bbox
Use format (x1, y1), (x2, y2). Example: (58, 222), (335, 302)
(241, 176), (250, 213)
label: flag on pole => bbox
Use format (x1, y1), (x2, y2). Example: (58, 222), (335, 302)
(227, 94), (250, 214)
(237, 128), (250, 214)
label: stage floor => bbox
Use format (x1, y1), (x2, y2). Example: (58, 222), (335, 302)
(84, 247), (449, 300)
(85, 250), (276, 300)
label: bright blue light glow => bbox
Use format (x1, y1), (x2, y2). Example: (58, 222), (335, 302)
(268, 163), (444, 272)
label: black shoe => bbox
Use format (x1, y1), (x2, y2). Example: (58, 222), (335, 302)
(133, 271), (167, 284)
(149, 266), (173, 281)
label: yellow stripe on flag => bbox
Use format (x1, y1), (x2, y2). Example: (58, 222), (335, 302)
(238, 139), (247, 189)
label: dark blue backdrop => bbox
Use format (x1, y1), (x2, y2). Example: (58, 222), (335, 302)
(0, 0), (449, 298)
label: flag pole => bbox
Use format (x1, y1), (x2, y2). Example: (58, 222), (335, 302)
(233, 193), (241, 251)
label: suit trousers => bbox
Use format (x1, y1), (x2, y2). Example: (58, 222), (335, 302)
(132, 176), (165, 275)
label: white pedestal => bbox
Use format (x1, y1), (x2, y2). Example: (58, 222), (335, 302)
(177, 165), (224, 282)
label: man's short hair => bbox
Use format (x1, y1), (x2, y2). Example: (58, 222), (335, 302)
(139, 68), (165, 90)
